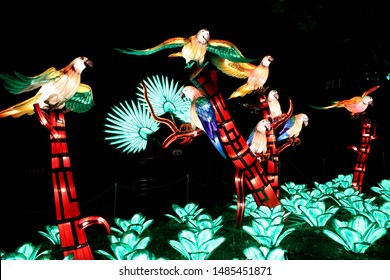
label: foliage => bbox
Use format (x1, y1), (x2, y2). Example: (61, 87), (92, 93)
(186, 213), (223, 234)
(2, 175), (390, 260)
(371, 178), (390, 202)
(110, 213), (154, 236)
(104, 99), (160, 154)
(322, 215), (387, 253)
(0, 242), (52, 260)
(169, 228), (226, 260)
(94, 213), (163, 260)
(332, 187), (376, 215)
(37, 225), (61, 246)
(243, 246), (286, 260)
(136, 75), (190, 123)
(229, 194), (258, 217)
(164, 203), (204, 224)
(298, 201), (339, 227)
(242, 205), (295, 249)
(280, 182), (308, 195)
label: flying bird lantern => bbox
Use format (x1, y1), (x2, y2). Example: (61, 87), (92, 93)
(309, 85), (380, 117)
(115, 28), (258, 69)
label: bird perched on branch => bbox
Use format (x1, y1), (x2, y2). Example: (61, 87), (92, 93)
(309, 85), (380, 117)
(0, 56), (94, 118)
(267, 90), (282, 120)
(115, 28), (257, 69)
(209, 55), (274, 99)
(181, 85), (226, 158)
(277, 113), (309, 141)
(247, 119), (271, 155)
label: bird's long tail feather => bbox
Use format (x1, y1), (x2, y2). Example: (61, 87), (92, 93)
(210, 135), (227, 159)
(308, 103), (336, 110)
(0, 95), (39, 118)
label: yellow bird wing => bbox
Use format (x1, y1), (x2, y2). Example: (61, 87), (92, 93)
(0, 67), (60, 94)
(209, 54), (255, 79)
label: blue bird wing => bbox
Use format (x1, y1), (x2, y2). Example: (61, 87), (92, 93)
(246, 128), (255, 146)
(277, 116), (296, 141)
(195, 97), (226, 158)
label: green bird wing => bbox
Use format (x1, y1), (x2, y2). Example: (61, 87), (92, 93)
(65, 83), (95, 113)
(115, 37), (188, 56)
(207, 39), (259, 63)
(0, 67), (60, 94)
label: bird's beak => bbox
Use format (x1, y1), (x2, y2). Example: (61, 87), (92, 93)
(304, 120), (309, 126)
(85, 59), (93, 68)
(265, 122), (271, 131)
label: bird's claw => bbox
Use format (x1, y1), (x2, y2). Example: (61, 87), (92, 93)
(179, 123), (193, 132)
(288, 137), (301, 146)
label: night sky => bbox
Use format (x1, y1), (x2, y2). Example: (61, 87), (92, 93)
(0, 2), (389, 250)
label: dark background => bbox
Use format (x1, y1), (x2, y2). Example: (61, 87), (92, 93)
(0, 1), (389, 250)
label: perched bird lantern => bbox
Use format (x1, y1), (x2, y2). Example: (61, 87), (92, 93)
(0, 57), (109, 260)
(0, 56), (94, 118)
(209, 55), (273, 99)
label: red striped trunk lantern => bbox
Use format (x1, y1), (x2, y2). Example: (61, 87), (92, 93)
(35, 104), (110, 260)
(257, 93), (293, 198)
(348, 115), (378, 192)
(189, 67), (280, 226)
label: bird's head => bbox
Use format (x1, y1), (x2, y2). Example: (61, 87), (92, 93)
(268, 90), (279, 101)
(363, 96), (373, 106)
(180, 86), (203, 100)
(257, 119), (271, 132)
(301, 114), (309, 126)
(262, 55), (274, 67)
(72, 56), (93, 73)
(197, 28), (210, 44)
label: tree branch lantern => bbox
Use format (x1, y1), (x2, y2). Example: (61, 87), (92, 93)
(34, 104), (110, 260)
(348, 115), (378, 192)
(188, 67), (280, 226)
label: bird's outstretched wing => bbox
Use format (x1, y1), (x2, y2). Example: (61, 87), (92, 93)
(208, 54), (255, 79)
(115, 37), (188, 56)
(362, 85), (380, 97)
(65, 83), (95, 113)
(207, 40), (258, 63)
(0, 67), (59, 94)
